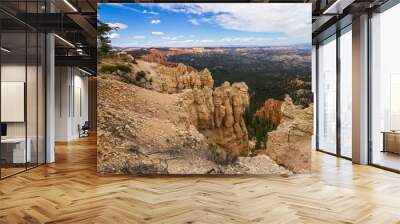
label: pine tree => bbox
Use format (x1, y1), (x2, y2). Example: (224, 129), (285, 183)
(97, 20), (114, 61)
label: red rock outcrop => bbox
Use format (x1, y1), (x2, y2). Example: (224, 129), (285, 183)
(254, 98), (283, 127)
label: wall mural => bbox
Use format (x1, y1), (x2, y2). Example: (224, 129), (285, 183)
(97, 3), (313, 175)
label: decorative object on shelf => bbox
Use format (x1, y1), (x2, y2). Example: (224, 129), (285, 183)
(381, 131), (400, 154)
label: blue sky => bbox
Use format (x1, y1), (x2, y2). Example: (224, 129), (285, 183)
(98, 3), (311, 48)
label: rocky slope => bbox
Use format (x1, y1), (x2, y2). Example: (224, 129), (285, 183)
(102, 53), (213, 94)
(264, 96), (313, 173)
(97, 73), (213, 174)
(97, 72), (292, 175)
(99, 53), (250, 162)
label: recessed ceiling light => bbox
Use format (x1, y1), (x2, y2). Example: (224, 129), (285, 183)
(63, 0), (78, 12)
(78, 67), (93, 76)
(322, 0), (354, 15)
(54, 34), (75, 48)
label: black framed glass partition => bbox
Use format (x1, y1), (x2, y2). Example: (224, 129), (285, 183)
(369, 2), (400, 171)
(0, 25), (28, 178)
(317, 35), (337, 155)
(339, 25), (352, 159)
(316, 24), (353, 159)
(0, 0), (46, 179)
(316, 0), (400, 171)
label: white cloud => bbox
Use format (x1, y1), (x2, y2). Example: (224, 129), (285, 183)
(156, 3), (311, 43)
(151, 19), (161, 24)
(105, 3), (142, 13)
(107, 22), (128, 30)
(200, 39), (214, 43)
(105, 22), (127, 41)
(108, 3), (311, 47)
(152, 31), (165, 36)
(113, 35), (293, 48)
(158, 3), (202, 15)
(188, 19), (200, 26)
(136, 36), (294, 47)
(201, 17), (212, 24)
(143, 10), (159, 15)
(105, 3), (158, 15)
(108, 33), (120, 39)
(104, 3), (124, 7)
(161, 35), (184, 40)
(133, 35), (145, 39)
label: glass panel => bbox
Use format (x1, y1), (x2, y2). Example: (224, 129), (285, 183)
(26, 0), (38, 169)
(312, 45), (317, 151)
(1, 30), (27, 177)
(317, 36), (337, 154)
(0, 0), (46, 178)
(38, 32), (45, 165)
(27, 31), (38, 169)
(74, 85), (82, 137)
(340, 28), (352, 158)
(371, 4), (400, 171)
(0, 8), (2, 179)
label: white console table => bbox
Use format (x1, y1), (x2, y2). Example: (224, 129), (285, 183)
(1, 138), (32, 163)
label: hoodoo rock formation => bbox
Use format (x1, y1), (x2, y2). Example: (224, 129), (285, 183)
(182, 81), (250, 161)
(254, 98), (283, 127)
(265, 96), (313, 173)
(156, 63), (214, 93)
(133, 59), (250, 160)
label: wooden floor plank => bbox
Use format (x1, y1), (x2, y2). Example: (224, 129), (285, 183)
(0, 135), (400, 223)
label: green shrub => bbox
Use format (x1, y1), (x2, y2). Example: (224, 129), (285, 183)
(135, 71), (146, 81)
(99, 64), (131, 74)
(208, 143), (237, 165)
(248, 116), (277, 153)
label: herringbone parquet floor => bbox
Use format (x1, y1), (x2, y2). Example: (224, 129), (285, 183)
(1, 136), (400, 224)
